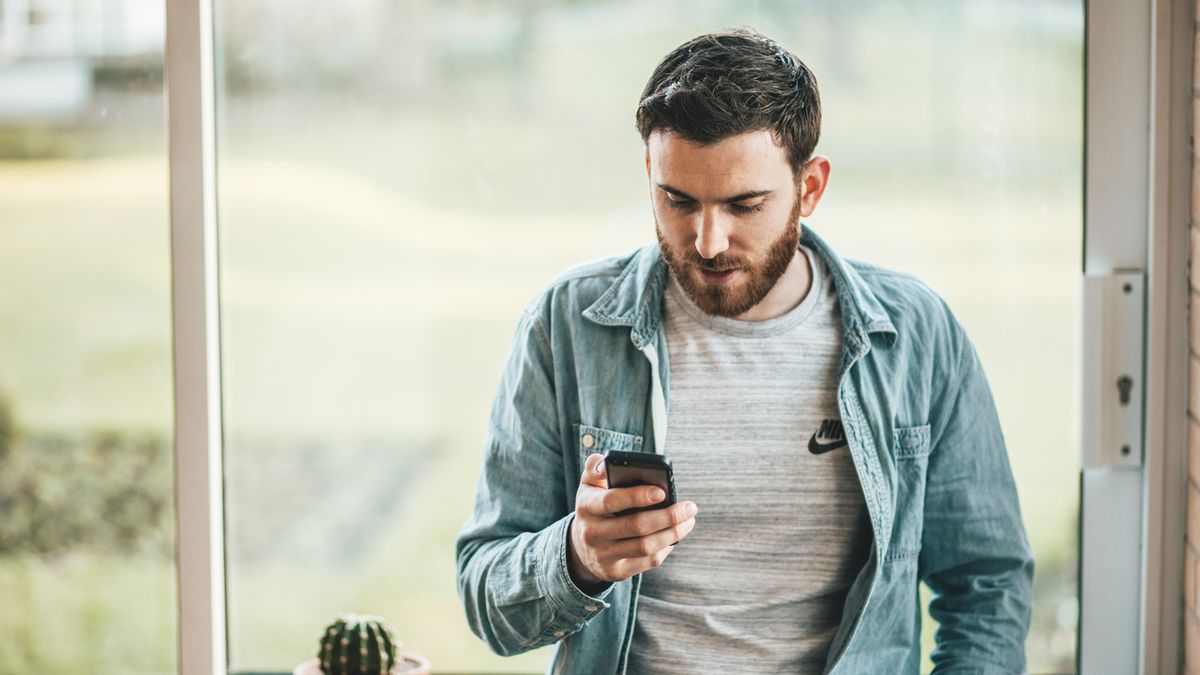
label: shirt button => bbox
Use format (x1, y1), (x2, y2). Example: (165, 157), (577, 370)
(581, 433), (596, 449)
(585, 605), (598, 612)
(553, 630), (565, 638)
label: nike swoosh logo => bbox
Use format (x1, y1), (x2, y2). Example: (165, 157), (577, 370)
(809, 435), (848, 454)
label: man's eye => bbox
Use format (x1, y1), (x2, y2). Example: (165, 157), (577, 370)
(665, 196), (695, 210)
(731, 202), (765, 215)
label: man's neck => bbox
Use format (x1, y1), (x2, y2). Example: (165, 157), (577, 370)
(734, 247), (813, 322)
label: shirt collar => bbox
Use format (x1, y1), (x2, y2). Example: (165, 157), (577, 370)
(581, 223), (897, 349)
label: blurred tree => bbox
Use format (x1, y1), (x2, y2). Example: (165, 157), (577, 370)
(0, 396), (172, 559)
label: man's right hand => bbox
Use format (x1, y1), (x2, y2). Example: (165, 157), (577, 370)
(567, 452), (699, 591)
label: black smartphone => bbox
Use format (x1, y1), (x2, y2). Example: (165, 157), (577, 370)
(604, 450), (676, 517)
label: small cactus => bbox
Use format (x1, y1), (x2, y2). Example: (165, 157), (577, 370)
(316, 614), (402, 675)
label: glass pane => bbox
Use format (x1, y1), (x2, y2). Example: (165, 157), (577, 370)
(216, 1), (1081, 672)
(0, 1), (176, 673)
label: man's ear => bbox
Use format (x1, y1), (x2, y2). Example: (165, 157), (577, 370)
(797, 155), (832, 218)
(644, 149), (651, 179)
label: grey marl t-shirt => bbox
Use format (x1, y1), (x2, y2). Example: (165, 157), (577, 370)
(626, 244), (874, 674)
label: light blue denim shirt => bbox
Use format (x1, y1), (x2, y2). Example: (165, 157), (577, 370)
(455, 224), (1035, 674)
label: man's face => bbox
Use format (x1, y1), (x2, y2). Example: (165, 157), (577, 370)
(646, 129), (811, 318)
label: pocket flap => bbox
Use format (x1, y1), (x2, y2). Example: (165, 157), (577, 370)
(893, 424), (931, 459)
(575, 423), (644, 455)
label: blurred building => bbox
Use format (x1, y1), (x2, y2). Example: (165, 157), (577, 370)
(0, 0), (162, 118)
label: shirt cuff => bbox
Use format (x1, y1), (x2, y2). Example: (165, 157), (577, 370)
(537, 512), (614, 624)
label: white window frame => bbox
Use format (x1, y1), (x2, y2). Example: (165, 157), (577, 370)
(163, 0), (1194, 672)
(1080, 0), (1192, 673)
(167, 0), (225, 673)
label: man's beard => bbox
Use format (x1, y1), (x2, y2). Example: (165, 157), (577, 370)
(656, 196), (803, 318)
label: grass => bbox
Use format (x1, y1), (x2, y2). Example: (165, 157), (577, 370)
(0, 554), (177, 674)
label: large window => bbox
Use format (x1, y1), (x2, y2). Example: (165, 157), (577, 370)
(214, 1), (1081, 673)
(0, 0), (176, 672)
(0, 1), (1086, 672)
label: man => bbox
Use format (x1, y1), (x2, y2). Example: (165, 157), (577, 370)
(456, 29), (1034, 675)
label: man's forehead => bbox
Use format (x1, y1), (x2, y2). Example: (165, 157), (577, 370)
(646, 129), (792, 193)
(647, 128), (786, 157)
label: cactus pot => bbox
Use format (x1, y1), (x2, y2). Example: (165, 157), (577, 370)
(293, 655), (432, 675)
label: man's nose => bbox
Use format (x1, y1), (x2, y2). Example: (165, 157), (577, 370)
(695, 208), (731, 259)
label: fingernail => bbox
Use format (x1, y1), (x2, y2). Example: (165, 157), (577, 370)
(595, 459), (605, 475)
(686, 502), (698, 517)
(651, 488), (665, 502)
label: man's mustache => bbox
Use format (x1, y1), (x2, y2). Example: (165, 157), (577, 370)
(681, 252), (747, 273)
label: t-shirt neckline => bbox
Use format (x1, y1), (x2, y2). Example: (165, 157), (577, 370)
(665, 244), (827, 338)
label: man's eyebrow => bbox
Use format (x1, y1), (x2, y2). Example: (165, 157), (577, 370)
(656, 183), (774, 203)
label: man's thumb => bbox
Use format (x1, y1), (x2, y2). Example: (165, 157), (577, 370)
(581, 452), (607, 486)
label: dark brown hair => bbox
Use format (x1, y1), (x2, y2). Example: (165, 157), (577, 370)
(635, 28), (821, 175)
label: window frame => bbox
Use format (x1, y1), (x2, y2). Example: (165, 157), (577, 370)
(163, 0), (1194, 672)
(166, 0), (226, 673)
(1080, 0), (1192, 672)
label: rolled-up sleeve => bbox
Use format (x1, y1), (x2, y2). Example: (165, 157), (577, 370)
(455, 309), (612, 657)
(919, 326), (1036, 674)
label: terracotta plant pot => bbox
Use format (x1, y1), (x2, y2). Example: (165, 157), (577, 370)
(293, 655), (433, 675)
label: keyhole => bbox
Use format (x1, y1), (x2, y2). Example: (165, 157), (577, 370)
(1117, 375), (1133, 406)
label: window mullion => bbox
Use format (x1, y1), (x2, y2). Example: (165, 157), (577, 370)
(166, 0), (226, 673)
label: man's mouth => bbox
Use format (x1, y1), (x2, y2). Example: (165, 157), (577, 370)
(698, 267), (739, 284)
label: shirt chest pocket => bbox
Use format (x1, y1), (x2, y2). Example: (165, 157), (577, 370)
(574, 423), (644, 465)
(886, 423), (932, 564)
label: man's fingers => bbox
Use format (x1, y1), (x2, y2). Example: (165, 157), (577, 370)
(607, 517), (696, 560)
(623, 501), (697, 537)
(588, 499), (697, 539)
(580, 452), (608, 488)
(615, 544), (676, 579)
(581, 484), (657, 517)
(591, 484), (666, 516)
